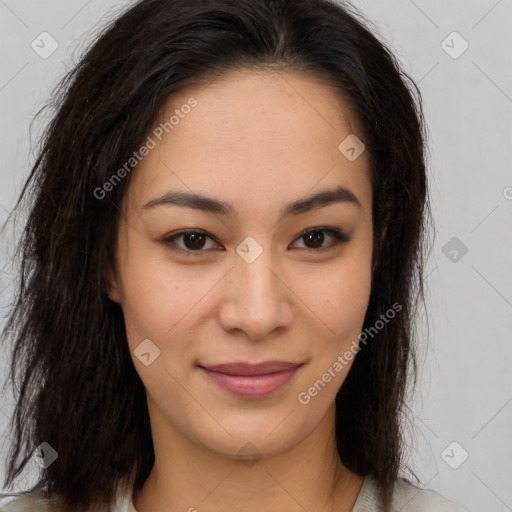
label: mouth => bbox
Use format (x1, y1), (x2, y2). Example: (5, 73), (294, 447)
(198, 361), (304, 399)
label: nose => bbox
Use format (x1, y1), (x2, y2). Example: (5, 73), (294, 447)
(217, 242), (293, 340)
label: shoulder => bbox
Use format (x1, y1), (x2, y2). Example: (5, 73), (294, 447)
(354, 474), (473, 512)
(0, 491), (58, 512)
(390, 477), (472, 512)
(0, 482), (132, 512)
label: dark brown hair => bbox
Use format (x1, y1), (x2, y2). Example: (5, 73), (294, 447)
(1, 0), (432, 510)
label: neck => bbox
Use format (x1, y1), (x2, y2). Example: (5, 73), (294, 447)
(132, 402), (364, 512)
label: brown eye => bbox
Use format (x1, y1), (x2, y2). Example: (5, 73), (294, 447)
(291, 228), (350, 252)
(162, 230), (220, 254)
(302, 230), (325, 249)
(182, 232), (207, 250)
(162, 227), (350, 256)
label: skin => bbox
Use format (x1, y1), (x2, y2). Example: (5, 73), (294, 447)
(107, 68), (374, 512)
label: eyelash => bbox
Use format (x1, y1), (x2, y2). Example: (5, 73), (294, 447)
(161, 227), (351, 256)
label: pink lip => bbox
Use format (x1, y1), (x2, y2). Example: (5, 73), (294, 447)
(198, 361), (303, 399)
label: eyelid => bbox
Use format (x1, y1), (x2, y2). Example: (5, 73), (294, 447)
(291, 227), (351, 250)
(161, 227), (351, 255)
(161, 229), (223, 255)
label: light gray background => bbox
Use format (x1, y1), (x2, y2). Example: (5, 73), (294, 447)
(0, 1), (511, 511)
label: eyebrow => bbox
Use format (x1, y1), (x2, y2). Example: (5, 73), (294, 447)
(142, 185), (362, 220)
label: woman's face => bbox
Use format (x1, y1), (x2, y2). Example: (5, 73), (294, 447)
(108, 68), (373, 460)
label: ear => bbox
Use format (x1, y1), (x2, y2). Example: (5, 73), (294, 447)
(104, 268), (122, 304)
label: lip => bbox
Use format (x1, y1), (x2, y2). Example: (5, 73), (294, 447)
(198, 361), (303, 399)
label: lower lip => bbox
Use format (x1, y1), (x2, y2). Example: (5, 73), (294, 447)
(199, 366), (300, 399)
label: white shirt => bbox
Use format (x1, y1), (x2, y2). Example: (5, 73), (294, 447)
(0, 473), (473, 511)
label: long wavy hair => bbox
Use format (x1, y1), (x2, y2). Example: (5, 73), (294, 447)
(0, 0), (432, 510)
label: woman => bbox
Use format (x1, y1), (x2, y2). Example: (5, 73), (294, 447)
(0, 0), (472, 511)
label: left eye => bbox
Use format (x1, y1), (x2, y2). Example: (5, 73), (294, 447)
(291, 228), (350, 251)
(162, 227), (350, 255)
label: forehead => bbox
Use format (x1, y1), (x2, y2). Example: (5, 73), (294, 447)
(161, 67), (362, 151)
(124, 68), (372, 216)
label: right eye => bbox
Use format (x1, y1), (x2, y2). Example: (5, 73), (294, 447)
(161, 230), (223, 255)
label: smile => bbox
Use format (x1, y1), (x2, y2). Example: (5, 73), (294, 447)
(198, 361), (303, 399)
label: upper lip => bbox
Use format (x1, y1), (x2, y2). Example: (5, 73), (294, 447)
(198, 361), (303, 376)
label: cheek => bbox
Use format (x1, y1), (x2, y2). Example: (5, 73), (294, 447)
(117, 247), (221, 354)
(300, 256), (372, 342)
(116, 248), (186, 342)
(296, 260), (371, 396)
